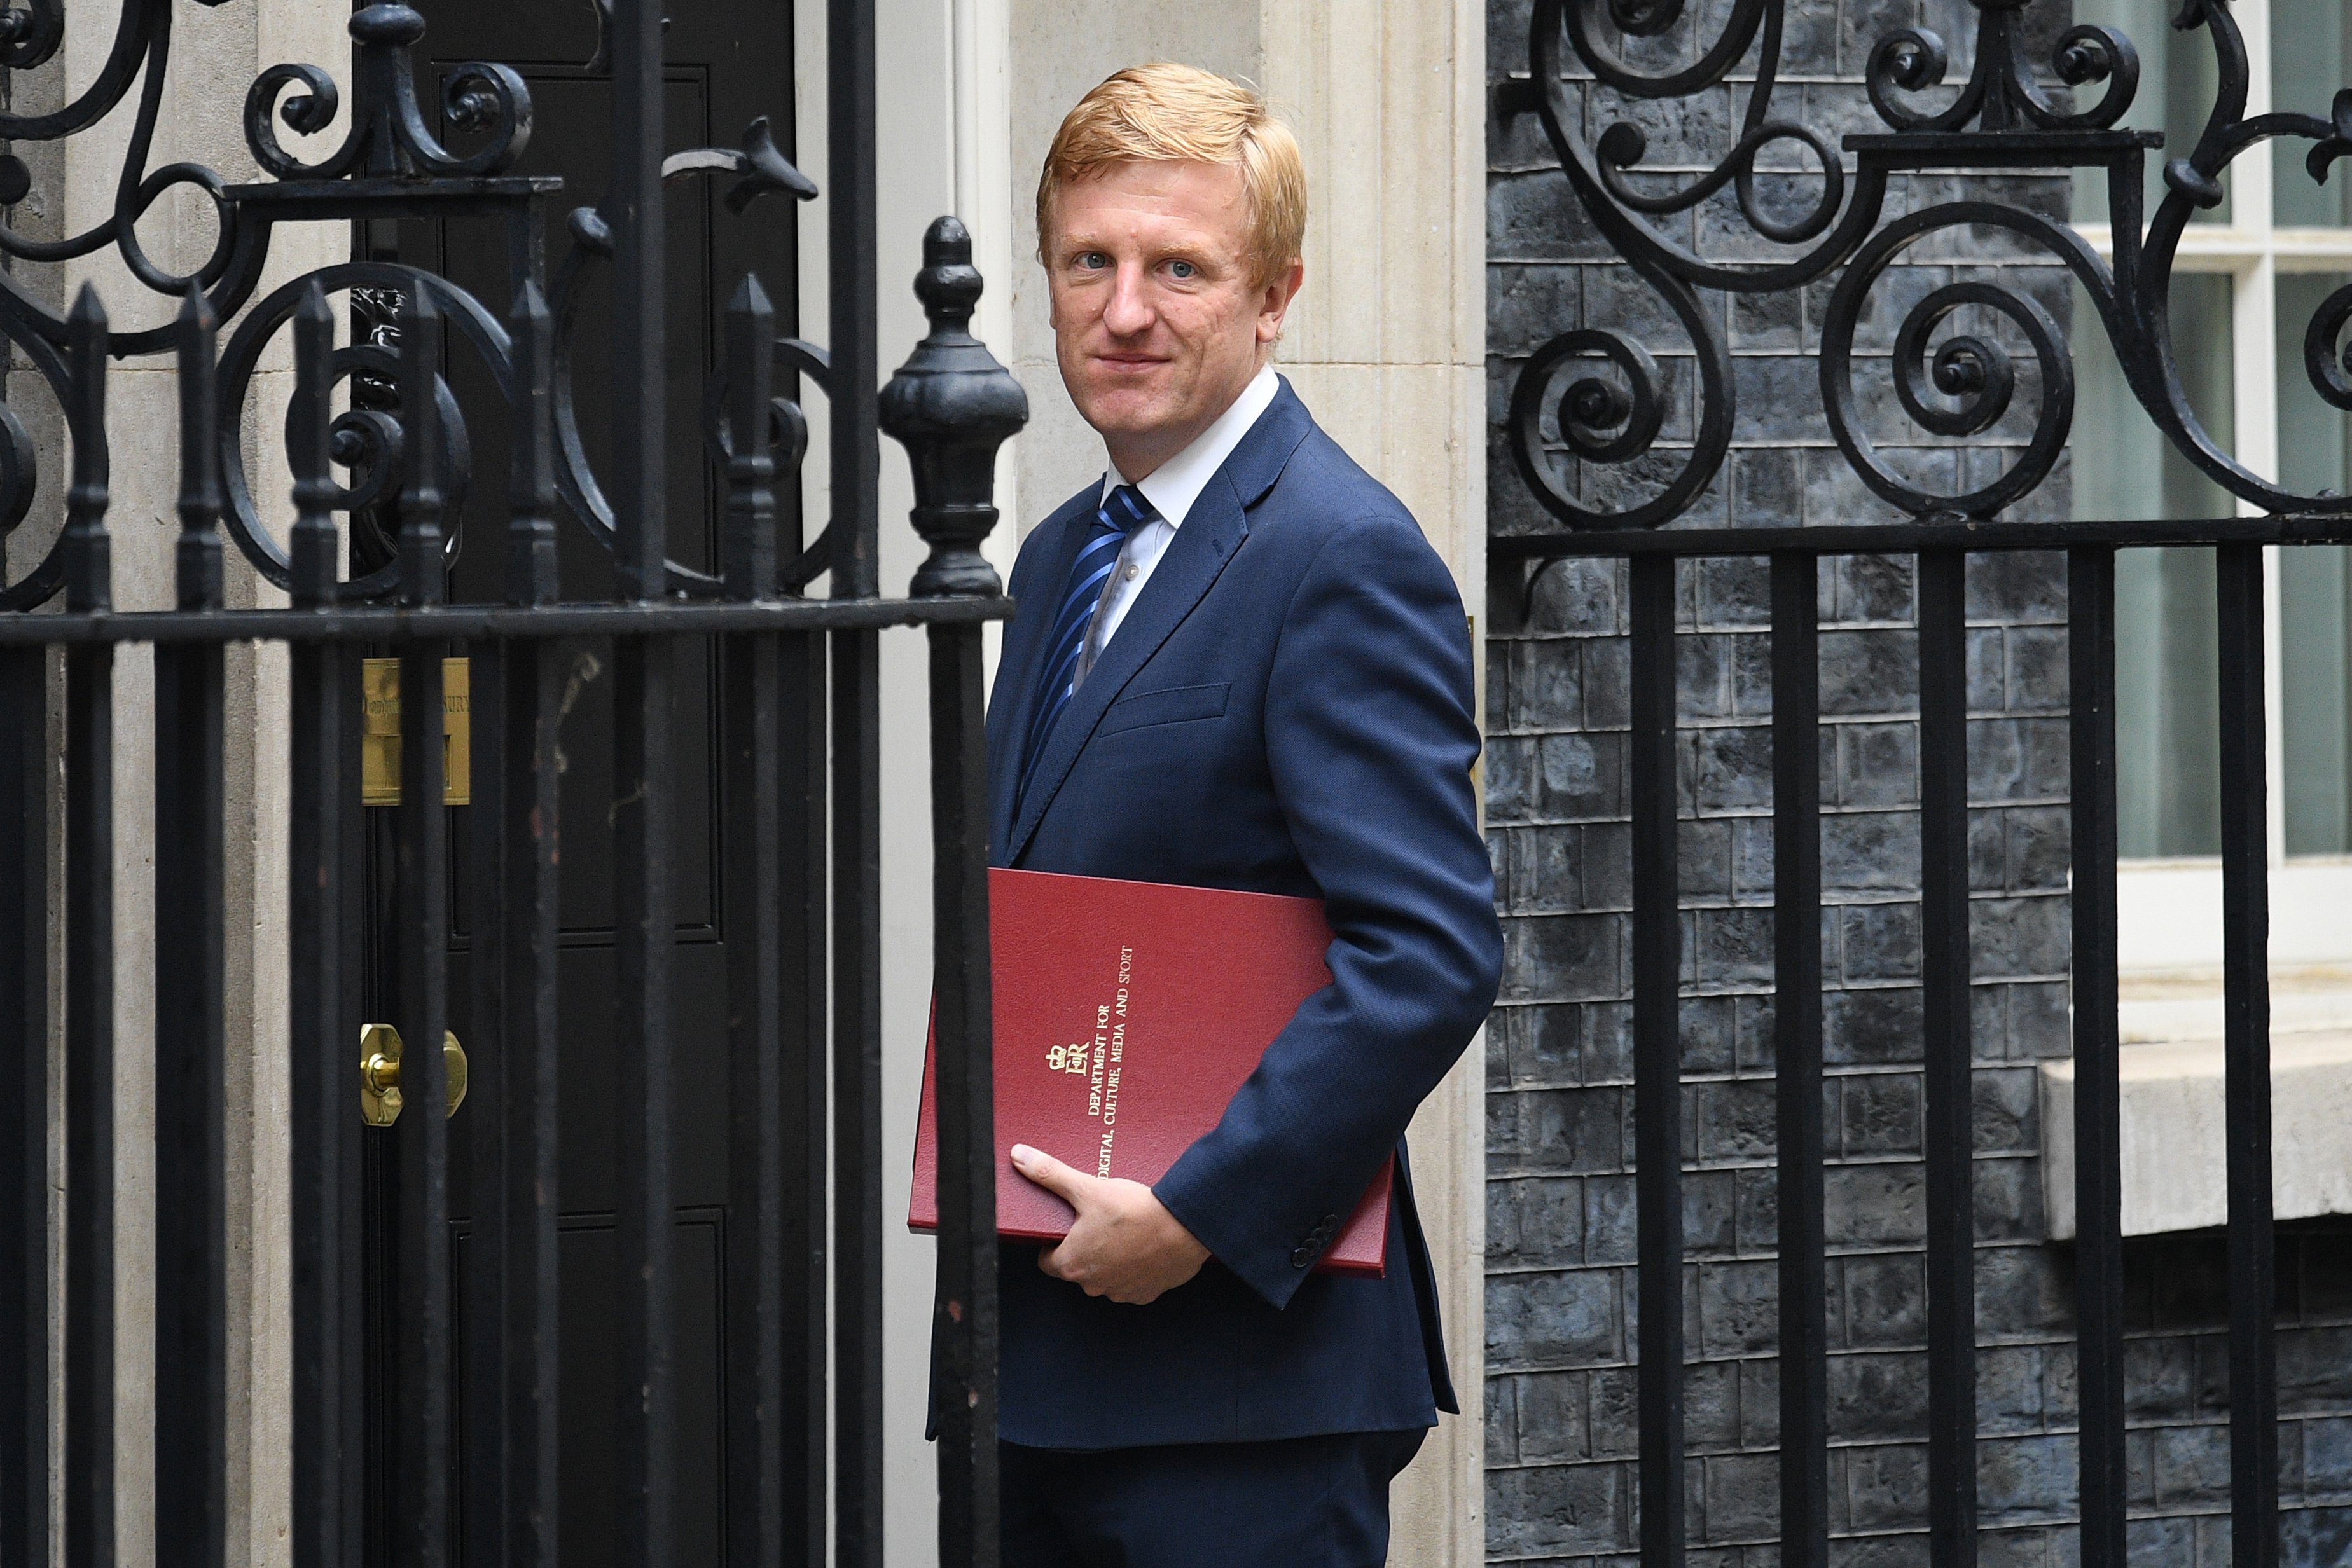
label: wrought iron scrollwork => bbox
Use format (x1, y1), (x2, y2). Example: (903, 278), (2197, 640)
(216, 263), (490, 599)
(544, 113), (820, 595)
(1501, 0), (2352, 535)
(0, 0), (848, 610)
(1865, 17), (2140, 135)
(1820, 205), (2091, 521)
(247, 6), (534, 182)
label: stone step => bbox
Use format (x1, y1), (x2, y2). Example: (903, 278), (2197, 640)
(2116, 964), (2352, 1045)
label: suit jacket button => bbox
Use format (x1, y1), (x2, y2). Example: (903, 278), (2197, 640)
(1289, 1246), (1313, 1269)
(1319, 1213), (1340, 1235)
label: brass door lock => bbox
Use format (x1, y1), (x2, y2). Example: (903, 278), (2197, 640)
(359, 1023), (469, 1126)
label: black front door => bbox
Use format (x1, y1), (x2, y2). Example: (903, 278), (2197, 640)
(357, 4), (813, 1563)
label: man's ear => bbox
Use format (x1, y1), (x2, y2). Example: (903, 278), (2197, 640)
(1257, 256), (1305, 344)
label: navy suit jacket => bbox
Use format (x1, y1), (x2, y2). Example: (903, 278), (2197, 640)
(987, 380), (1502, 1450)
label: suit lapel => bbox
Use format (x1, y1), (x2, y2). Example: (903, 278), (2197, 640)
(1004, 380), (1318, 863)
(988, 487), (1100, 855)
(1003, 473), (1250, 863)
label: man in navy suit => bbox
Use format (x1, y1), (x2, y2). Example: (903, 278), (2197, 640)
(983, 63), (1502, 1565)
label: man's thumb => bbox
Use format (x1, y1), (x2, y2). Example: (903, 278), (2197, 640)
(1010, 1143), (1090, 1204)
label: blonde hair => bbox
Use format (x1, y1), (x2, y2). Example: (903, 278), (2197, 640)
(1037, 64), (1307, 288)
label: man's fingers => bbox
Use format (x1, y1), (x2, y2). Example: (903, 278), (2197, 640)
(1039, 1244), (1109, 1297)
(1010, 1143), (1093, 1206)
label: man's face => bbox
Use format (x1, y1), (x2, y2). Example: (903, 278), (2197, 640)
(1044, 158), (1303, 478)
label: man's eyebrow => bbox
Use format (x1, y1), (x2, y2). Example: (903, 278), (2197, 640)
(1051, 228), (1231, 264)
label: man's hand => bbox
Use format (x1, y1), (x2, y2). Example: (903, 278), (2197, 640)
(1011, 1143), (1211, 1305)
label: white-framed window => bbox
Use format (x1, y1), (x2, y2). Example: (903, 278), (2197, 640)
(2073, 0), (2352, 978)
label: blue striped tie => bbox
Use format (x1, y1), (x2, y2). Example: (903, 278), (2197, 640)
(1017, 483), (1156, 811)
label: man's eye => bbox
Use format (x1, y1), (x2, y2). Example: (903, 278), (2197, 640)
(1076, 251), (1110, 270)
(1166, 260), (1198, 280)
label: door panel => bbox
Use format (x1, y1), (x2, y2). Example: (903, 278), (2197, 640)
(364, 3), (803, 1563)
(452, 1216), (728, 1566)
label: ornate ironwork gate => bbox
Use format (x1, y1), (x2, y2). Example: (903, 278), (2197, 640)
(1498, 1), (2352, 1564)
(0, 2), (1014, 1565)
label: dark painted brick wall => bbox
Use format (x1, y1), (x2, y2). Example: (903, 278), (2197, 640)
(1481, 3), (2352, 1564)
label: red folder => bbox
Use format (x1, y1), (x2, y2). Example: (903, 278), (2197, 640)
(910, 867), (1390, 1276)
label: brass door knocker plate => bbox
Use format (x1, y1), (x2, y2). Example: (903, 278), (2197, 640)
(359, 1022), (469, 1126)
(359, 658), (472, 806)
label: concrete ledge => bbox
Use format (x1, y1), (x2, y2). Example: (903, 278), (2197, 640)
(2041, 1030), (2352, 1239)
(2117, 963), (2352, 1043)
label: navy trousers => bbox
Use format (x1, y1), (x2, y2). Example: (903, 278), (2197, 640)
(999, 1429), (1427, 1567)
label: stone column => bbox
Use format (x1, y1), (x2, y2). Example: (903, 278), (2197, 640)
(1257, 4), (1490, 1558)
(12, 4), (348, 1562)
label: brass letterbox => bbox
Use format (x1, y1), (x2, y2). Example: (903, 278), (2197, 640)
(359, 657), (471, 806)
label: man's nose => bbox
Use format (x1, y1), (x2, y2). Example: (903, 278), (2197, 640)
(1102, 263), (1155, 336)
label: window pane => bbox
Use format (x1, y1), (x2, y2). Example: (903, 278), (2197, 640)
(2278, 272), (2352, 853)
(2115, 549), (2221, 856)
(2283, 551), (2352, 851)
(2073, 0), (2230, 228)
(2275, 1), (2352, 226)
(2075, 274), (2232, 856)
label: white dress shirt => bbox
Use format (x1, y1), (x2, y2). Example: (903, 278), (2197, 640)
(1073, 366), (1281, 686)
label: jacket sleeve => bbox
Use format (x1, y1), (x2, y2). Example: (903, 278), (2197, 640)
(1151, 511), (1503, 1308)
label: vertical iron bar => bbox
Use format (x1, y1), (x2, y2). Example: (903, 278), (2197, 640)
(0, 641), (47, 1568)
(718, 627), (790, 1546)
(611, 0), (675, 1557)
(2217, 541), (2278, 1568)
(878, 216), (1026, 1568)
(60, 284), (115, 1568)
(1917, 548), (1976, 1568)
(827, 0), (884, 1542)
(833, 621), (884, 1568)
(719, 277), (789, 1568)
(463, 294), (526, 1567)
(611, 0), (667, 601)
(465, 656), (509, 1567)
(339, 638), (367, 1568)
(829, 0), (880, 601)
(787, 628), (830, 1567)
(1628, 554), (1683, 1568)
(287, 284), (347, 1568)
(929, 621), (996, 1568)
(2068, 547), (2126, 1568)
(394, 287), (454, 1568)
(1770, 554), (1827, 1568)
(498, 279), (563, 1568)
(611, 675), (675, 1563)
(153, 285), (228, 1568)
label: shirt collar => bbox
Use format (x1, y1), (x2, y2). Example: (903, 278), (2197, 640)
(1100, 364), (1281, 530)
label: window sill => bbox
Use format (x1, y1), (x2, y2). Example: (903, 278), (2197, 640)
(2041, 971), (2352, 1239)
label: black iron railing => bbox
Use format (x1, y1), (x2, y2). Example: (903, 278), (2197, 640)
(1499, 0), (2352, 1564)
(0, 3), (1018, 1566)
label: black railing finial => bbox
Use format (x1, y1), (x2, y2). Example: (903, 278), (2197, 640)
(174, 284), (224, 613)
(288, 284), (338, 610)
(880, 216), (1027, 600)
(719, 275), (779, 602)
(397, 287), (447, 609)
(62, 284), (110, 616)
(507, 280), (560, 609)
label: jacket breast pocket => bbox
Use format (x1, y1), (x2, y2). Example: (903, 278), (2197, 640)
(1097, 681), (1230, 737)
